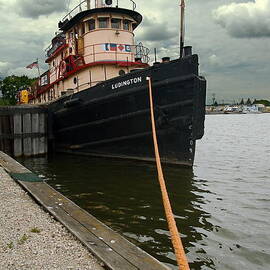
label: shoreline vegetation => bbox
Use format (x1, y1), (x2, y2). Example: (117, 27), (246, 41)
(206, 102), (270, 114)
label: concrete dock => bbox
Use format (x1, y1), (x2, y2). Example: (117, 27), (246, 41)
(0, 151), (170, 270)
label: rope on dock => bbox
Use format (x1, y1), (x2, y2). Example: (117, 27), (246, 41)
(147, 76), (190, 270)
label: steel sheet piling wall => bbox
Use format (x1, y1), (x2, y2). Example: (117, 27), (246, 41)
(0, 106), (48, 157)
(13, 114), (23, 157)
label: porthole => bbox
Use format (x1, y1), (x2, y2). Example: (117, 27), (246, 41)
(119, 70), (125, 76)
(73, 77), (77, 84)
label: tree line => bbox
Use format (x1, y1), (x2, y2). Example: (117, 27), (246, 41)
(212, 98), (270, 107)
(0, 75), (36, 105)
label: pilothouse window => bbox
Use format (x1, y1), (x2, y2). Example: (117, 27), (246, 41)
(98, 18), (108, 28)
(81, 23), (85, 35)
(132, 23), (137, 31)
(123, 20), (130, 31)
(88, 19), (95, 31)
(111, 18), (121, 29)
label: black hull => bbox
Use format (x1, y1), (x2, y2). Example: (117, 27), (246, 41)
(48, 55), (206, 166)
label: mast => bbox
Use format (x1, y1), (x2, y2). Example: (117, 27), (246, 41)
(180, 0), (185, 58)
(86, 0), (90, 9)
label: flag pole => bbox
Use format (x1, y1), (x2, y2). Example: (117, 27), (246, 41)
(36, 58), (41, 78)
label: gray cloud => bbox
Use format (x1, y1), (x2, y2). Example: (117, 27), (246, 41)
(16, 0), (68, 18)
(137, 17), (176, 42)
(213, 0), (270, 38)
(0, 0), (269, 102)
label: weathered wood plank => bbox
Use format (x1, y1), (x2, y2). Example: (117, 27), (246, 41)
(0, 106), (48, 157)
(2, 116), (12, 155)
(22, 183), (137, 270)
(0, 152), (30, 174)
(20, 181), (169, 270)
(0, 151), (170, 270)
(13, 114), (22, 157)
(39, 113), (46, 155)
(59, 197), (168, 270)
(23, 113), (32, 156)
(0, 105), (47, 115)
(31, 113), (39, 156)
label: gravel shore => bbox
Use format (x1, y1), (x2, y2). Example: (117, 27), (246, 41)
(0, 167), (104, 270)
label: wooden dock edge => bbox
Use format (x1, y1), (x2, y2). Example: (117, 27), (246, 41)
(0, 151), (171, 270)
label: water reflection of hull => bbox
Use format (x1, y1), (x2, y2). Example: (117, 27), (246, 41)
(20, 155), (214, 269)
(48, 55), (206, 167)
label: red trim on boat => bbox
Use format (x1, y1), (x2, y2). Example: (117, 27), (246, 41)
(30, 61), (148, 100)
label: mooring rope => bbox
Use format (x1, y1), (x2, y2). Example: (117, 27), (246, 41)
(146, 76), (190, 270)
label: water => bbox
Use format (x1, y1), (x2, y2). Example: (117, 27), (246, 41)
(20, 114), (270, 270)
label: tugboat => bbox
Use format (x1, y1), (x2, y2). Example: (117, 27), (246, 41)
(29, 0), (206, 166)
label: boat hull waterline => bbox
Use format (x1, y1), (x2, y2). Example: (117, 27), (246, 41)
(48, 55), (206, 167)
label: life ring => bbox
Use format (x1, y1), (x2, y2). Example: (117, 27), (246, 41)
(59, 60), (66, 75)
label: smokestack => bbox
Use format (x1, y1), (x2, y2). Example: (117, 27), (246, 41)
(183, 46), (192, 57)
(162, 57), (170, 63)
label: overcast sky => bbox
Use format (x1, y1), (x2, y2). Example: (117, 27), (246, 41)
(0, 0), (269, 103)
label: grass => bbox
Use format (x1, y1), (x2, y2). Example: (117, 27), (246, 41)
(18, 234), (30, 245)
(7, 242), (14, 249)
(30, 227), (41, 234)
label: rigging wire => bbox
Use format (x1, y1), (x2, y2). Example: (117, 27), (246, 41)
(67, 0), (71, 11)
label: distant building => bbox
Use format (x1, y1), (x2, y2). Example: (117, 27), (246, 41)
(256, 104), (266, 112)
(242, 104), (265, 113)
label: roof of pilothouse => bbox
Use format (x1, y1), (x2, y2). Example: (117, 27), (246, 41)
(59, 7), (143, 31)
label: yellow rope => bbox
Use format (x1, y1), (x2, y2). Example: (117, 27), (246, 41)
(147, 77), (190, 270)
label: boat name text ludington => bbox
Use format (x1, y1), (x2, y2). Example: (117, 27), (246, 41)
(112, 77), (142, 90)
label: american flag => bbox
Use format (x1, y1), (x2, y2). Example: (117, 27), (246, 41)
(26, 61), (38, 69)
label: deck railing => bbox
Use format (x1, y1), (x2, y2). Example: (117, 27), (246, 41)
(45, 40), (66, 58)
(46, 41), (150, 68)
(62, 0), (136, 24)
(77, 42), (150, 64)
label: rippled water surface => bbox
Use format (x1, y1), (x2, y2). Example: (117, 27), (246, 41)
(21, 114), (270, 269)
